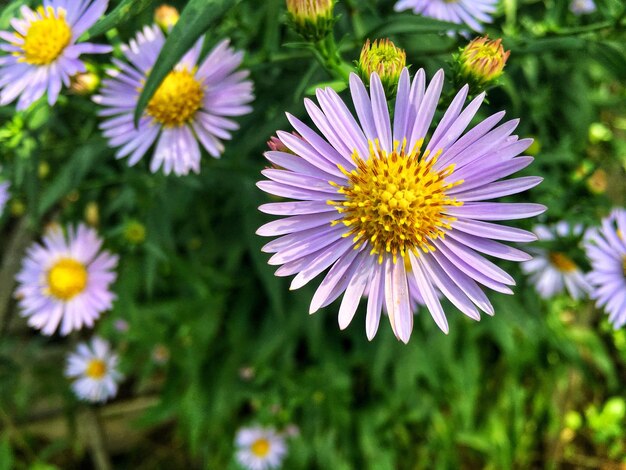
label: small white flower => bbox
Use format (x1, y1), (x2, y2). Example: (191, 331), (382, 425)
(65, 336), (122, 403)
(235, 426), (287, 470)
(570, 0), (596, 15)
(522, 221), (591, 300)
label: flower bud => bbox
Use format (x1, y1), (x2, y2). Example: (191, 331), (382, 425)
(587, 168), (607, 194)
(69, 70), (100, 95)
(357, 39), (406, 96)
(84, 201), (100, 227)
(286, 0), (335, 42)
(124, 220), (146, 245)
(456, 36), (510, 90)
(10, 200), (24, 216)
(267, 135), (290, 153)
(154, 4), (179, 31)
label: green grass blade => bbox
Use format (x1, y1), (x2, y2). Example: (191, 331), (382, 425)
(83, 0), (153, 40)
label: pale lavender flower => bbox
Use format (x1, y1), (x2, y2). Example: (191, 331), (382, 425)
(521, 221), (591, 300)
(235, 426), (287, 470)
(570, 0), (596, 15)
(0, 0), (111, 110)
(585, 209), (626, 328)
(16, 223), (118, 335)
(65, 336), (122, 403)
(394, 0), (498, 33)
(113, 318), (129, 333)
(95, 25), (254, 176)
(0, 181), (9, 216)
(257, 68), (545, 342)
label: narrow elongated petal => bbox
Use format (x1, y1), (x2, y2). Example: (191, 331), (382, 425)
(257, 67), (544, 341)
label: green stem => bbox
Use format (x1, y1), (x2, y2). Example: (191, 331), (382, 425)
(344, 0), (366, 40)
(313, 34), (353, 82)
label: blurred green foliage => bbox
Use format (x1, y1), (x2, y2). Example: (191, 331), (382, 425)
(0, 0), (625, 469)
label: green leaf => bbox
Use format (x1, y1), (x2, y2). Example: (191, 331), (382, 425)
(588, 41), (626, 80)
(83, 0), (153, 40)
(365, 14), (464, 38)
(305, 80), (348, 95)
(0, 437), (13, 470)
(38, 139), (108, 215)
(509, 37), (586, 54)
(133, 0), (236, 126)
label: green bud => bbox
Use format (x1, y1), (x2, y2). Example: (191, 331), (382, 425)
(357, 39), (406, 97)
(286, 0), (335, 42)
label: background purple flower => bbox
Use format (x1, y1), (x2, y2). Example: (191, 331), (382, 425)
(95, 25), (254, 176)
(0, 181), (9, 216)
(15, 223), (118, 335)
(0, 0), (111, 110)
(394, 0), (498, 33)
(65, 336), (122, 403)
(570, 0), (596, 15)
(521, 222), (591, 300)
(585, 208), (626, 328)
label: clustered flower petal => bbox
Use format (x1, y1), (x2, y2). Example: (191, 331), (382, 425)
(15, 223), (118, 335)
(585, 208), (626, 328)
(0, 0), (112, 110)
(95, 25), (254, 176)
(257, 68), (545, 342)
(235, 426), (288, 470)
(65, 336), (122, 403)
(521, 222), (591, 300)
(394, 0), (498, 33)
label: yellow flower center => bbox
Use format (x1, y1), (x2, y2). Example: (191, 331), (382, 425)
(47, 258), (88, 300)
(548, 252), (577, 273)
(250, 438), (271, 457)
(330, 139), (462, 264)
(20, 6), (72, 65)
(146, 69), (204, 127)
(85, 359), (107, 379)
(622, 255), (626, 277)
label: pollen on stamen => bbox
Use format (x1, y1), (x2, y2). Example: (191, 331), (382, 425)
(331, 139), (462, 264)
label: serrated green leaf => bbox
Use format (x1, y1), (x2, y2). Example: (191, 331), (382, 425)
(83, 0), (153, 40)
(133, 0), (236, 126)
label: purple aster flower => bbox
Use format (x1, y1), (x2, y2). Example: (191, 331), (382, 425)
(65, 336), (122, 403)
(0, 0), (112, 110)
(15, 223), (118, 335)
(95, 25), (254, 176)
(585, 209), (626, 328)
(521, 221), (591, 300)
(256, 68), (545, 342)
(570, 0), (596, 15)
(0, 181), (10, 216)
(394, 0), (498, 33)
